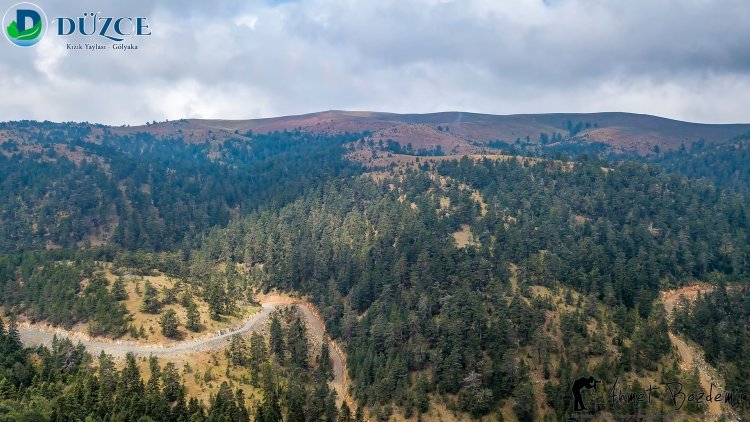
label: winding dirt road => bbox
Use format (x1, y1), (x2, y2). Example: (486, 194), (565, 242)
(296, 302), (355, 410)
(19, 302), (276, 358)
(661, 285), (737, 421)
(18, 295), (352, 410)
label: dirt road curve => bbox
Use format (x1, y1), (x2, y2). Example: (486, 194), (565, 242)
(19, 301), (277, 358)
(296, 303), (355, 410)
(661, 284), (713, 318)
(661, 285), (736, 421)
(18, 295), (353, 410)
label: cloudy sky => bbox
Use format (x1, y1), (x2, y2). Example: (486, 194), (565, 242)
(1, 0), (749, 125)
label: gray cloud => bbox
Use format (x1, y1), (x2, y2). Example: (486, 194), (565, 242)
(1, 0), (749, 125)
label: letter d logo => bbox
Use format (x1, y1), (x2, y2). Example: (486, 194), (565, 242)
(3, 2), (47, 47)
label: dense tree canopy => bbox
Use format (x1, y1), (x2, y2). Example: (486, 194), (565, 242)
(2, 120), (750, 420)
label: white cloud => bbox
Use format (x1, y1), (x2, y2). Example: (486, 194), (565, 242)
(143, 79), (273, 121)
(234, 14), (259, 30)
(1, 0), (748, 125)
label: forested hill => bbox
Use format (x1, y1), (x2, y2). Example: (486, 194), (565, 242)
(2, 118), (750, 420)
(192, 157), (750, 419)
(0, 121), (363, 252)
(2, 117), (749, 254)
(673, 281), (750, 403)
(653, 132), (750, 193)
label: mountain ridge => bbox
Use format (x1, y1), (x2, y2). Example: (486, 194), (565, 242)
(3, 110), (750, 156)
(106, 110), (750, 155)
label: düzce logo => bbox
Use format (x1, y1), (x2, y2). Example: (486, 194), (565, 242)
(3, 2), (47, 47)
(571, 376), (601, 412)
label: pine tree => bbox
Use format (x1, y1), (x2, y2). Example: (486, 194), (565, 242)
(97, 352), (117, 414)
(0, 378), (13, 401)
(318, 342), (334, 382)
(287, 309), (309, 368)
(4, 315), (21, 353)
(160, 309), (180, 339)
(209, 382), (242, 421)
(115, 353), (145, 418)
(188, 397), (205, 420)
(285, 377), (307, 422)
(205, 275), (226, 321)
(415, 375), (429, 413)
(171, 387), (188, 421)
(112, 276), (128, 301)
(120, 353), (144, 395)
(256, 363), (282, 422)
(338, 402), (352, 422)
(233, 388), (248, 421)
(325, 391), (339, 422)
(227, 334), (248, 366)
(145, 356), (170, 421)
(141, 281), (162, 314)
(162, 362), (182, 402)
(249, 332), (268, 386)
(147, 355), (162, 394)
(512, 381), (536, 421)
(269, 313), (285, 358)
(308, 380), (330, 422)
(186, 301), (201, 332)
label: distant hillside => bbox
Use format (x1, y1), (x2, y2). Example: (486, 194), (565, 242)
(1, 111), (749, 250)
(654, 132), (750, 192)
(105, 111), (750, 156)
(0, 121), (361, 251)
(3, 111), (749, 158)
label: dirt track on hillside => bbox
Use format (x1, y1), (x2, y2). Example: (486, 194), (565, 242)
(295, 301), (355, 410)
(661, 285), (736, 420)
(19, 301), (277, 358)
(18, 295), (353, 410)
